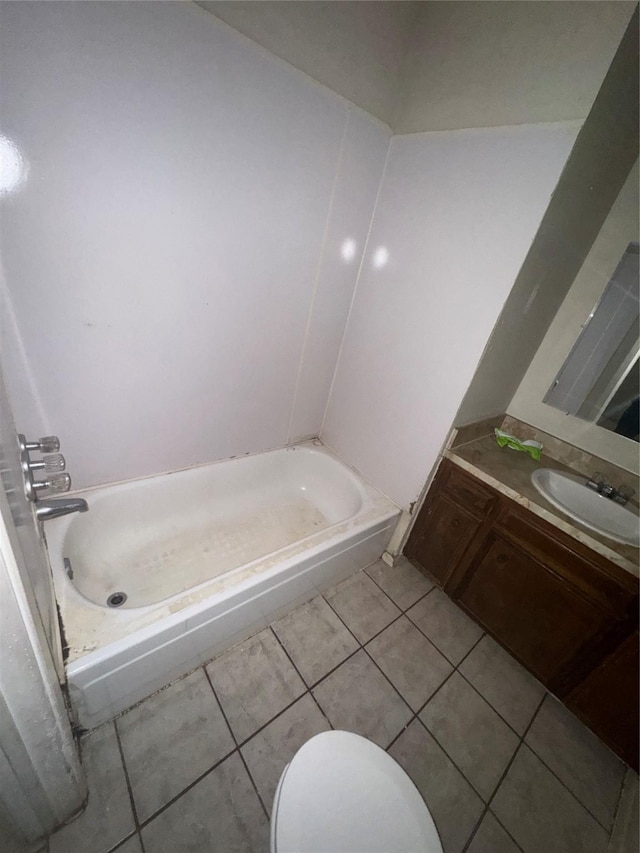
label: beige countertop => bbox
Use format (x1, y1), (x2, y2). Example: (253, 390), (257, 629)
(445, 434), (639, 579)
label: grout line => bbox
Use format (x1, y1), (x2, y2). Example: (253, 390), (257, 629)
(107, 832), (144, 853)
(608, 767), (631, 843)
(268, 621), (357, 730)
(319, 576), (450, 741)
(306, 645), (362, 691)
(286, 575), (621, 845)
(519, 716), (623, 834)
(285, 106), (350, 446)
(224, 690), (310, 752)
(201, 665), (270, 820)
(454, 664), (528, 740)
(320, 569), (540, 851)
(460, 692), (547, 853)
(403, 597), (476, 668)
(101, 563), (624, 851)
(269, 625), (313, 690)
(135, 738), (240, 832)
(112, 721), (142, 834)
(236, 745), (270, 820)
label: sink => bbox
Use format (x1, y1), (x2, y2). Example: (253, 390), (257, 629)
(531, 469), (640, 547)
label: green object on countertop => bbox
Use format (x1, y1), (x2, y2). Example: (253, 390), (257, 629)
(494, 428), (543, 462)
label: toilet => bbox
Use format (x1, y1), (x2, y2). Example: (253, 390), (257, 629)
(270, 730), (443, 853)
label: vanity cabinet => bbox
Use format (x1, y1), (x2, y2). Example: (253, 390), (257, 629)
(404, 462), (497, 586)
(404, 459), (639, 768)
(564, 630), (639, 768)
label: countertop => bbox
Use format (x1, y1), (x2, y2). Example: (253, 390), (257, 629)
(445, 435), (639, 579)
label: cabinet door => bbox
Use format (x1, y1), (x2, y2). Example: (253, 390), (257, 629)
(456, 533), (612, 684)
(406, 492), (482, 586)
(566, 631), (639, 771)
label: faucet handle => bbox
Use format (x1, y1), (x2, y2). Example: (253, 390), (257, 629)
(585, 472), (605, 491)
(25, 435), (61, 453)
(33, 472), (71, 494)
(28, 453), (66, 473)
(614, 484), (635, 506)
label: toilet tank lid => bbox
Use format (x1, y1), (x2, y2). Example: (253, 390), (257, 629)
(272, 730), (443, 853)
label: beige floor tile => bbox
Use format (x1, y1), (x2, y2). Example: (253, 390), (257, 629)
(421, 672), (519, 801)
(459, 635), (545, 735)
(141, 753), (268, 853)
(272, 596), (358, 685)
(366, 616), (453, 711)
(49, 723), (135, 853)
(407, 588), (483, 665)
(324, 571), (400, 643)
(492, 745), (610, 853)
(389, 719), (484, 853)
(366, 557), (435, 610)
(313, 649), (412, 748)
(525, 695), (626, 829)
(466, 812), (521, 853)
(117, 668), (234, 822)
(608, 769), (639, 853)
(206, 628), (305, 742)
(114, 836), (143, 853)
(241, 694), (330, 814)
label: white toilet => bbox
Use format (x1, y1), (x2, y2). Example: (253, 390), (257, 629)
(270, 730), (443, 853)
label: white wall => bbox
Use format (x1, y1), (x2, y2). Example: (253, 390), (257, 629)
(197, 0), (421, 126)
(322, 122), (580, 510)
(0, 1), (390, 490)
(453, 9), (639, 431)
(395, 1), (635, 133)
(508, 161), (639, 475)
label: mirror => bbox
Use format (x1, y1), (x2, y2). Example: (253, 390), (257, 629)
(544, 242), (639, 442)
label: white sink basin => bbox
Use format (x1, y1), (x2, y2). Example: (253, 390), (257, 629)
(531, 469), (639, 547)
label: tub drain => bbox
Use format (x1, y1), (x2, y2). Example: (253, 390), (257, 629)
(107, 591), (127, 608)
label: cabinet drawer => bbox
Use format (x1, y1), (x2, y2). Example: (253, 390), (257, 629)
(496, 505), (636, 618)
(443, 462), (497, 517)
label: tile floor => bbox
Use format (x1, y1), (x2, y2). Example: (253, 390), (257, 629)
(45, 557), (636, 853)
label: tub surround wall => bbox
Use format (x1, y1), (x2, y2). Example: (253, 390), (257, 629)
(0, 1), (390, 491)
(287, 111), (390, 443)
(322, 122), (580, 510)
(2, 1), (625, 511)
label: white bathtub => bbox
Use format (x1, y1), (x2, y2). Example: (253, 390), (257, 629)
(45, 442), (400, 729)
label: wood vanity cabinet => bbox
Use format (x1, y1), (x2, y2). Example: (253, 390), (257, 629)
(404, 462), (498, 586)
(404, 459), (639, 768)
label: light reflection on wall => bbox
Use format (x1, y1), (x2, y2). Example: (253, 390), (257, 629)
(372, 246), (389, 268)
(0, 135), (28, 196)
(340, 237), (357, 262)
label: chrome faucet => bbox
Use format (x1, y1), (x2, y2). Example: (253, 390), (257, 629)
(585, 472), (635, 506)
(35, 498), (89, 521)
(17, 432), (89, 518)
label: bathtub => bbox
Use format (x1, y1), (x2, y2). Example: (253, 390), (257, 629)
(45, 441), (400, 729)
